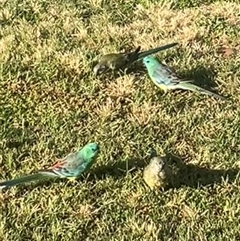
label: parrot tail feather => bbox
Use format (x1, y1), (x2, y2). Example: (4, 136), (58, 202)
(0, 173), (46, 189)
(138, 43), (178, 60)
(178, 82), (226, 100)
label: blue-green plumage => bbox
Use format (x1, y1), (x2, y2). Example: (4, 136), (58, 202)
(143, 56), (226, 100)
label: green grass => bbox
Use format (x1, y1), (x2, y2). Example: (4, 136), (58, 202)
(1, 0), (240, 240)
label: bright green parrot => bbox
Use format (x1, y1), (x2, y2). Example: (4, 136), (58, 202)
(93, 42), (178, 75)
(0, 143), (99, 189)
(143, 56), (226, 100)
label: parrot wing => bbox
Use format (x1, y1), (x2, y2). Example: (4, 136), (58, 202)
(152, 63), (193, 86)
(39, 152), (88, 178)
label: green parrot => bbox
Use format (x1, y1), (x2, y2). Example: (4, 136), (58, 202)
(143, 56), (226, 100)
(93, 42), (178, 75)
(0, 143), (99, 189)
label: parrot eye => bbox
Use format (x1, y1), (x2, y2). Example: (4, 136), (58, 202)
(91, 145), (99, 152)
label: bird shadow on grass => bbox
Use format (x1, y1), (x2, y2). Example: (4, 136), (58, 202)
(181, 65), (218, 87)
(90, 152), (240, 189)
(159, 153), (239, 189)
(167, 64), (226, 97)
(182, 65), (230, 99)
(90, 157), (146, 181)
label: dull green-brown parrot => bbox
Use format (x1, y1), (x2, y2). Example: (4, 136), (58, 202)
(143, 156), (172, 190)
(93, 42), (178, 75)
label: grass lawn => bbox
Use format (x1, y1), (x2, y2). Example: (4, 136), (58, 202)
(1, 0), (240, 240)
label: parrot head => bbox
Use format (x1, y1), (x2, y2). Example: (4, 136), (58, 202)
(143, 156), (170, 190)
(148, 156), (170, 180)
(80, 142), (100, 163)
(143, 56), (160, 69)
(93, 62), (107, 75)
(150, 156), (166, 172)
